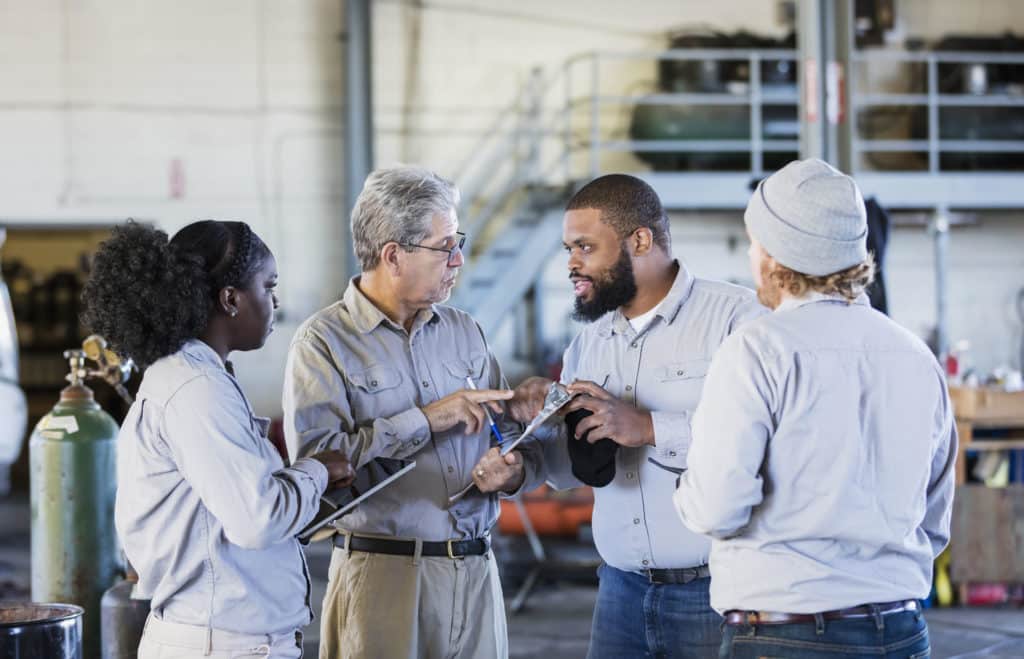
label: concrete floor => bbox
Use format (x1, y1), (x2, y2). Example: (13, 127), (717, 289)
(3, 495), (1023, 658)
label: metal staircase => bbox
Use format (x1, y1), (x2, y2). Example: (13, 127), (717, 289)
(448, 68), (574, 342)
(452, 187), (568, 338)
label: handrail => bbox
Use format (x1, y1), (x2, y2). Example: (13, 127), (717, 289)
(447, 44), (1024, 262)
(852, 50), (1024, 64)
(850, 49), (1024, 175)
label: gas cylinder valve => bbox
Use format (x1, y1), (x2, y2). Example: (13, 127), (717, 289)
(63, 335), (136, 404)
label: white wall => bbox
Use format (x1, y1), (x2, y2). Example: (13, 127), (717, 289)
(0, 0), (791, 413)
(1, 0), (1022, 414)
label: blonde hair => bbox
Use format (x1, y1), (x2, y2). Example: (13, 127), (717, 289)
(766, 252), (876, 303)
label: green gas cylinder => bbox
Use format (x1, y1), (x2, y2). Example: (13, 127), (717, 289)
(31, 349), (120, 659)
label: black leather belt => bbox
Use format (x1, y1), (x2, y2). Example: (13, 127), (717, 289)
(333, 534), (490, 558)
(646, 565), (710, 584)
(724, 600), (921, 626)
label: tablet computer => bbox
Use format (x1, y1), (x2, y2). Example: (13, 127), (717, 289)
(298, 457), (416, 542)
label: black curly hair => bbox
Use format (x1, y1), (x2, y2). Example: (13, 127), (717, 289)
(81, 220), (270, 368)
(567, 174), (671, 252)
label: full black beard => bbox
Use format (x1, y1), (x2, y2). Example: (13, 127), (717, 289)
(572, 245), (638, 322)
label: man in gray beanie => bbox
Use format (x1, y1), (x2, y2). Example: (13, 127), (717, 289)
(672, 158), (957, 658)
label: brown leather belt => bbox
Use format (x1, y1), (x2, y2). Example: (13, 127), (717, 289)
(333, 533), (490, 558)
(724, 599), (920, 626)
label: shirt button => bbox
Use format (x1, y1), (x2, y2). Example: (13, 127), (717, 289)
(631, 342), (638, 348)
(371, 380), (378, 387)
(677, 370), (684, 376)
(625, 385), (632, 391)
(642, 559), (649, 566)
(422, 380), (430, 388)
(626, 472), (634, 479)
(447, 466), (454, 473)
(669, 451), (676, 457)
(633, 518), (640, 525)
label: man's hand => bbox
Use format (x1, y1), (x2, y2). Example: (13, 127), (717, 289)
(472, 447), (526, 494)
(422, 389), (514, 434)
(309, 449), (357, 489)
(564, 380), (654, 448)
(508, 376), (552, 424)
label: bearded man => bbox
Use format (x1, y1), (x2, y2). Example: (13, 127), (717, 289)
(506, 174), (766, 659)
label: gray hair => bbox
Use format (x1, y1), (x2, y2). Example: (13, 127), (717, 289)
(351, 165), (461, 272)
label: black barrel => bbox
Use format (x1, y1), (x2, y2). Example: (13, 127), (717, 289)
(0, 602), (83, 659)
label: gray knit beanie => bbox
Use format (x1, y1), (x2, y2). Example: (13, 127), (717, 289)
(744, 158), (868, 277)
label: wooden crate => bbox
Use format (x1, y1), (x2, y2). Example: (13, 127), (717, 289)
(949, 386), (1024, 425)
(951, 484), (1024, 583)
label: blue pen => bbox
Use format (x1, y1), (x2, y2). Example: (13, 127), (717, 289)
(465, 375), (505, 445)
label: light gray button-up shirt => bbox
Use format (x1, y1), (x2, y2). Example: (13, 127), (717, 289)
(542, 264), (767, 572)
(282, 278), (542, 542)
(674, 293), (957, 614)
(116, 340), (328, 635)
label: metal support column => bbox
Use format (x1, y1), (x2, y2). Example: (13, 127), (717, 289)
(343, 0), (374, 279)
(798, 0), (828, 160)
(931, 209), (951, 359)
(798, 0), (854, 170)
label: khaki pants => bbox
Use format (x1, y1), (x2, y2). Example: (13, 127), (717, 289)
(137, 615), (303, 658)
(319, 545), (508, 659)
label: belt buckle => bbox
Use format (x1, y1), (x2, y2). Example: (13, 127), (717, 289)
(446, 539), (463, 559)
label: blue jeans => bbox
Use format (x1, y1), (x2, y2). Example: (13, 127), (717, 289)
(721, 608), (930, 658)
(588, 563), (722, 659)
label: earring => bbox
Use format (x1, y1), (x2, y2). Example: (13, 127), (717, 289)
(230, 311), (237, 318)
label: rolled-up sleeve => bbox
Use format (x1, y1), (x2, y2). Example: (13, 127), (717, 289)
(650, 410), (693, 459)
(673, 335), (774, 539)
(283, 335), (430, 469)
(163, 374), (327, 550)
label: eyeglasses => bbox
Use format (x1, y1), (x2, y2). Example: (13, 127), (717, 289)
(399, 232), (466, 264)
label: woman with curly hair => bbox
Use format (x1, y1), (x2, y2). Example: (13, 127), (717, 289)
(83, 220), (355, 658)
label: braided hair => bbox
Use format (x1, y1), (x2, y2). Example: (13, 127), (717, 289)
(82, 220), (270, 368)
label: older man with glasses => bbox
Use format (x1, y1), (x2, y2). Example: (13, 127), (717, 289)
(283, 165), (544, 659)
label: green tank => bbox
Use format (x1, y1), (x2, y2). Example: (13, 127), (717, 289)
(31, 350), (120, 659)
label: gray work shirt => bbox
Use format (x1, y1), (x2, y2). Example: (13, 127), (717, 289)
(541, 264), (767, 572)
(282, 278), (542, 541)
(116, 340), (328, 634)
(674, 293), (957, 614)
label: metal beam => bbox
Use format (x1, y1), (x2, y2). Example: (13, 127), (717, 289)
(343, 0), (374, 279)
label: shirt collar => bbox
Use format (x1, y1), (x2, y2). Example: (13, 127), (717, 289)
(342, 276), (438, 335)
(180, 339), (228, 370)
(775, 290), (871, 313)
(598, 261), (695, 338)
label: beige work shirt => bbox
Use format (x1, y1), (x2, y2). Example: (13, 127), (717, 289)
(283, 278), (542, 542)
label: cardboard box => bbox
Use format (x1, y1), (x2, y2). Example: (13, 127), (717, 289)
(949, 386), (1024, 425)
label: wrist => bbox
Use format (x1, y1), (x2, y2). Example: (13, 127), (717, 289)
(644, 412), (656, 446)
(501, 469), (526, 495)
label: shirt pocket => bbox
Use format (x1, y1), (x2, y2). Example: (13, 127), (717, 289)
(658, 357), (711, 383)
(443, 352), (489, 387)
(650, 358), (710, 462)
(346, 364), (404, 394)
